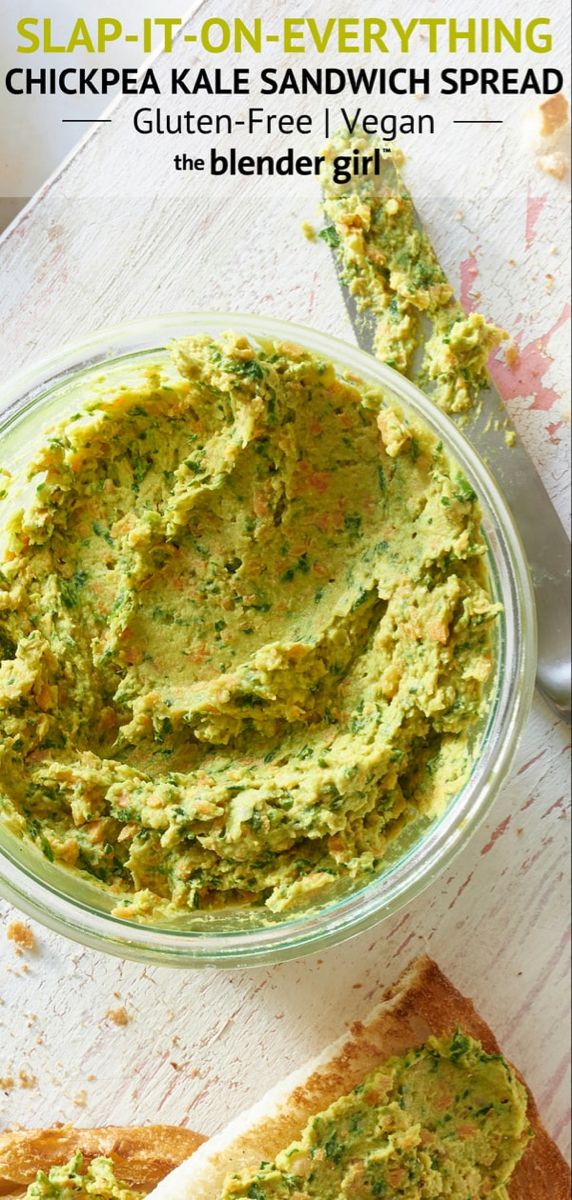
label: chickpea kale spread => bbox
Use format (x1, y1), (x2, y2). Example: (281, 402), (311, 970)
(221, 1033), (530, 1200)
(320, 132), (508, 414)
(0, 335), (497, 919)
(25, 1157), (141, 1200)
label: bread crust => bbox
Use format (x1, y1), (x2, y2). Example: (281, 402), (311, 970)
(0, 1125), (205, 1198)
(148, 954), (570, 1200)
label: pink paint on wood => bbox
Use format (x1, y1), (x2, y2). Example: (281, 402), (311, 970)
(489, 303), (571, 412)
(542, 796), (569, 820)
(520, 836), (554, 874)
(387, 912), (410, 939)
(525, 185), (549, 249)
(552, 1106), (572, 1144)
(187, 1084), (215, 1110)
(517, 750), (547, 775)
(503, 926), (571, 1039)
(546, 419), (564, 444)
(447, 871), (474, 911)
(392, 929), (417, 959)
(456, 253), (568, 418)
(481, 815), (511, 855)
(540, 1050), (571, 1106)
(459, 251), (480, 312)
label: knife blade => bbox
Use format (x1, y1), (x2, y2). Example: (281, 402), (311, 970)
(326, 189), (571, 724)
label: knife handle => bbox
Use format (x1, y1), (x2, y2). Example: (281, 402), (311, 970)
(535, 571), (571, 724)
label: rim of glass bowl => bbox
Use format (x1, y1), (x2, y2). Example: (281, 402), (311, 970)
(0, 313), (536, 968)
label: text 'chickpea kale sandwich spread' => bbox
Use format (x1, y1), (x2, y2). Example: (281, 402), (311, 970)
(0, 335), (498, 920)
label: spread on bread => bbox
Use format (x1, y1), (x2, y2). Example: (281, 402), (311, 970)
(221, 1032), (530, 1199)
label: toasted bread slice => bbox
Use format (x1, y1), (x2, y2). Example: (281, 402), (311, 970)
(0, 1125), (205, 1198)
(148, 955), (570, 1200)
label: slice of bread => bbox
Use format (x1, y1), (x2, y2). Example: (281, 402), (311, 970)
(0, 1125), (205, 1198)
(148, 954), (570, 1200)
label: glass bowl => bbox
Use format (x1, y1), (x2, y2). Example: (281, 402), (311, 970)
(0, 313), (536, 967)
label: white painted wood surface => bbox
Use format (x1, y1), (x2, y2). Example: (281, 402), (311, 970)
(0, 0), (570, 1164)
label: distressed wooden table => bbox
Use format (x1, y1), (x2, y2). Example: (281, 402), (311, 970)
(0, 0), (570, 1163)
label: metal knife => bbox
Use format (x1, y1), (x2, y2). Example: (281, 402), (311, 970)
(326, 173), (571, 724)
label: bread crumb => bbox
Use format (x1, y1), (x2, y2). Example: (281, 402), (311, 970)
(537, 151), (569, 180)
(18, 1069), (37, 1089)
(7, 962), (30, 976)
(0, 1074), (15, 1090)
(538, 94), (570, 139)
(525, 93), (570, 167)
(545, 273), (555, 291)
(105, 1006), (129, 1026)
(6, 921), (35, 952)
(505, 342), (520, 368)
(454, 210), (464, 221)
(74, 1089), (88, 1107)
